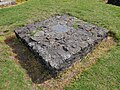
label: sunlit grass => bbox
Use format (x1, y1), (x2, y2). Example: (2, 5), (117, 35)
(0, 0), (120, 90)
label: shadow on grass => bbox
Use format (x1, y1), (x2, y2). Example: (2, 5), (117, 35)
(4, 34), (117, 89)
(5, 36), (53, 84)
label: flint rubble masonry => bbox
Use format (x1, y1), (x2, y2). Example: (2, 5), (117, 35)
(15, 15), (109, 74)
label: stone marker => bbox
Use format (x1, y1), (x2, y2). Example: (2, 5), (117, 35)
(0, 0), (16, 7)
(15, 15), (108, 74)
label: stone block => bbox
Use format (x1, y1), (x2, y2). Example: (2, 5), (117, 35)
(15, 15), (108, 74)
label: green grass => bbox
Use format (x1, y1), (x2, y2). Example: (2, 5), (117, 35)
(0, 0), (120, 90)
(65, 47), (120, 90)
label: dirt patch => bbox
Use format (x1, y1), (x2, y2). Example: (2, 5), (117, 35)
(5, 35), (53, 84)
(5, 34), (116, 90)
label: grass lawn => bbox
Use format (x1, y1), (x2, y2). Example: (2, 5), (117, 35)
(0, 0), (120, 90)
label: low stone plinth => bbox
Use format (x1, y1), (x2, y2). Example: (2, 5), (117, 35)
(15, 15), (108, 74)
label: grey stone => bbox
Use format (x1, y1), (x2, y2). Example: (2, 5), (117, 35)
(15, 15), (109, 74)
(0, 0), (16, 7)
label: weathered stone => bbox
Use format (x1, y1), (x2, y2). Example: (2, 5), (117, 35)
(0, 0), (16, 7)
(15, 15), (109, 74)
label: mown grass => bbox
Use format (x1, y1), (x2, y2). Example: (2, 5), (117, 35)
(0, 0), (120, 90)
(65, 50), (120, 90)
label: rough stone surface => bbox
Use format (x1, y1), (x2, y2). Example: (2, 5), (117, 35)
(15, 15), (109, 73)
(0, 0), (16, 7)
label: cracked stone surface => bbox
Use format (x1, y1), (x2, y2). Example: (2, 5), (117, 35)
(15, 15), (109, 73)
